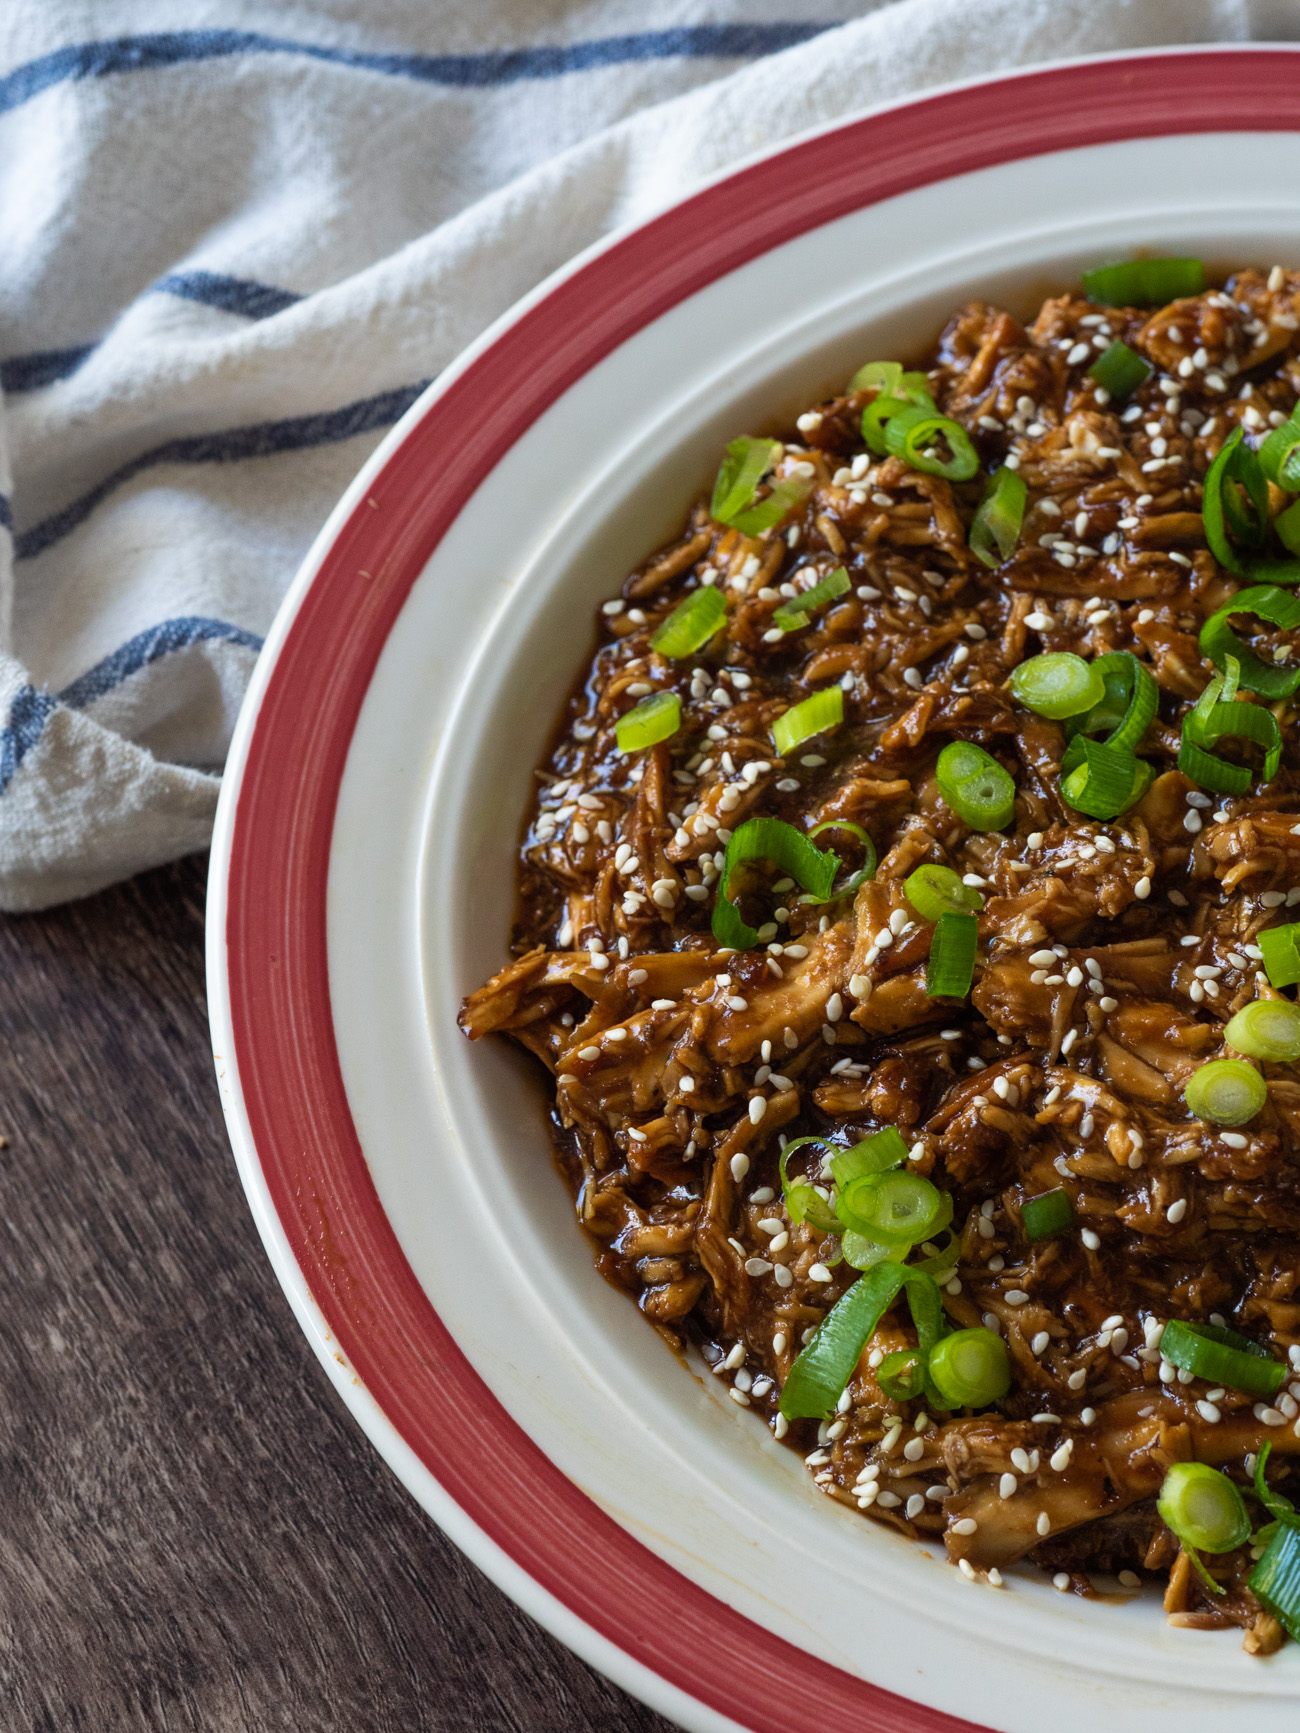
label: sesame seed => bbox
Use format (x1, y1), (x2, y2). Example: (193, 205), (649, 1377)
(958, 1558), (977, 1580)
(1220, 1131), (1248, 1149)
(1005, 1290), (1029, 1306)
(1053, 1573), (1071, 1591)
(1037, 1513), (1052, 1536)
(808, 1263), (832, 1283)
(903, 1437), (925, 1462)
(952, 1517), (978, 1535)
(730, 1153), (750, 1182)
(1166, 1198), (1187, 1224)
(1081, 1228), (1100, 1251)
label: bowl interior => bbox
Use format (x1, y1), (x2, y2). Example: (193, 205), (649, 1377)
(323, 131), (1300, 1731)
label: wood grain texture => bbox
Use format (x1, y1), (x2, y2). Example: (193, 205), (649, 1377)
(0, 855), (677, 1733)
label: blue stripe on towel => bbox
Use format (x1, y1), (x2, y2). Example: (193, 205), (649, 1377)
(0, 343), (97, 392)
(15, 379), (430, 560)
(58, 616), (264, 709)
(152, 271), (303, 320)
(0, 25), (835, 115)
(0, 617), (266, 795)
(0, 685), (58, 796)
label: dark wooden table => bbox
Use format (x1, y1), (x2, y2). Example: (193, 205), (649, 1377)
(0, 854), (677, 1731)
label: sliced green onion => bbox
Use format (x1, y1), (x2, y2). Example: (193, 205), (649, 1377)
(1226, 998), (1300, 1062)
(778, 1136), (842, 1234)
(836, 1171), (945, 1247)
(1260, 922), (1300, 989)
(772, 685), (843, 758)
(1060, 738), (1154, 820)
(1247, 560), (1300, 585)
(926, 910), (978, 998)
(805, 819), (877, 899)
(1087, 339), (1152, 399)
(1178, 693), (1281, 794)
(904, 863), (983, 922)
(651, 585), (727, 658)
(1200, 584), (1300, 698)
(934, 740), (1015, 831)
(1184, 1056), (1266, 1126)
(882, 406), (979, 482)
(927, 1328), (1011, 1410)
(1203, 428), (1269, 576)
(1259, 418), (1300, 491)
(1021, 1188), (1074, 1242)
(772, 565), (850, 632)
(1087, 651), (1159, 754)
(712, 817), (840, 950)
(829, 1126), (909, 1186)
(877, 1347), (927, 1401)
(968, 465), (1028, 569)
(841, 1231), (908, 1271)
(1160, 1319), (1286, 1397)
(615, 691), (681, 753)
(861, 374), (937, 454)
(1157, 1462), (1250, 1589)
(1254, 1442), (1296, 1524)
(711, 435), (778, 523)
(912, 1228), (961, 1280)
(1249, 1520), (1300, 1641)
(1011, 652), (1106, 720)
(848, 360), (902, 395)
(730, 473), (813, 537)
(1081, 257), (1205, 306)
(779, 1263), (946, 1420)
(1276, 499), (1300, 556)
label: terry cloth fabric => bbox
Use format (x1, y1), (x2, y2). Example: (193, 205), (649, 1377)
(0, 0), (1295, 908)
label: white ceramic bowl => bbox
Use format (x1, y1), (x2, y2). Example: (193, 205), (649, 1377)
(208, 46), (1300, 1732)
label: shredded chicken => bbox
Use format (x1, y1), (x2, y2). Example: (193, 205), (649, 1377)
(461, 268), (1300, 1645)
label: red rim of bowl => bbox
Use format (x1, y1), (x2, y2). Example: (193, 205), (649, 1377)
(223, 49), (1300, 1733)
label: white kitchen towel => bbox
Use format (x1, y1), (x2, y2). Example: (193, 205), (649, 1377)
(0, 0), (1294, 908)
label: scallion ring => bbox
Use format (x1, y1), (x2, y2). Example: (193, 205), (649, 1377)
(1157, 1461), (1250, 1596)
(1087, 339), (1152, 399)
(968, 465), (1028, 569)
(650, 585), (727, 658)
(779, 1263), (947, 1420)
(805, 819), (877, 900)
(1010, 651), (1106, 720)
(777, 1137), (842, 1235)
(925, 910), (978, 999)
(1250, 1521), (1300, 1641)
(1183, 1057), (1266, 1126)
(1178, 693), (1281, 795)
(711, 435), (778, 523)
(934, 740), (1016, 831)
(848, 360), (902, 395)
(861, 374), (937, 454)
(1080, 257), (1205, 306)
(615, 691), (681, 753)
(877, 1348), (928, 1402)
(836, 1171), (945, 1248)
(1259, 922), (1300, 989)
(772, 565), (850, 633)
(1276, 499), (1300, 557)
(1159, 1319), (1286, 1397)
(1063, 651), (1158, 757)
(1199, 584), (1300, 699)
(1060, 738), (1154, 821)
(711, 817), (840, 950)
(1259, 417), (1300, 490)
(730, 473), (814, 537)
(1224, 997), (1300, 1062)
(1203, 427), (1269, 576)
(927, 1328), (1011, 1410)
(772, 685), (843, 758)
(882, 406), (979, 482)
(1021, 1188), (1074, 1242)
(904, 863), (983, 922)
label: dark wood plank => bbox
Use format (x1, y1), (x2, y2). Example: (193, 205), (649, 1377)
(0, 856), (678, 1732)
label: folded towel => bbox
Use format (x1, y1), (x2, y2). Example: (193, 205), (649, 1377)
(0, 0), (1288, 907)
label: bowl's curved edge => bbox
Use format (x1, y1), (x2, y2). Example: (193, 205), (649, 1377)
(207, 45), (1300, 1733)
